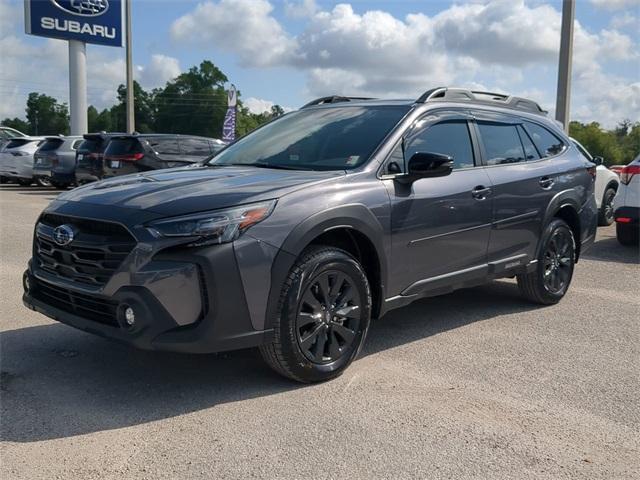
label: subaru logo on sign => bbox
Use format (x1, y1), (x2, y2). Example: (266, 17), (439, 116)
(51, 0), (109, 17)
(53, 225), (75, 246)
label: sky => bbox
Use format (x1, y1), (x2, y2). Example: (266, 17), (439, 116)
(0, 0), (638, 128)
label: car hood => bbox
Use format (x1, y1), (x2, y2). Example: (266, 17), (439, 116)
(58, 165), (343, 216)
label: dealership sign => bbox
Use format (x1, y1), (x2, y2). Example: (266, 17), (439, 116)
(25, 0), (125, 47)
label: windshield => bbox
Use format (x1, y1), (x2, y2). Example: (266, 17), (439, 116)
(208, 106), (409, 171)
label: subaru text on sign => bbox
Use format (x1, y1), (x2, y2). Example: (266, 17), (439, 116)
(24, 0), (125, 47)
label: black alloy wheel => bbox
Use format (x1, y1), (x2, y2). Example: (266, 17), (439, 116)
(542, 228), (573, 295)
(296, 270), (362, 364)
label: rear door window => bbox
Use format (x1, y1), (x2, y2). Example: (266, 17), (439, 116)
(180, 138), (211, 156)
(5, 139), (34, 149)
(524, 121), (565, 157)
(517, 126), (540, 161)
(477, 122), (526, 165)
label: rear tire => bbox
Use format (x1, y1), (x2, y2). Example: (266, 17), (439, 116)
(598, 187), (616, 226)
(35, 176), (52, 187)
(259, 246), (372, 383)
(616, 222), (639, 246)
(517, 218), (575, 305)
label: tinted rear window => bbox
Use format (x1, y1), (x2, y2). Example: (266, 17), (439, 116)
(478, 123), (526, 165)
(5, 139), (36, 149)
(147, 137), (180, 155)
(524, 122), (565, 157)
(38, 139), (64, 152)
(181, 138), (211, 156)
(78, 139), (101, 152)
(105, 138), (144, 156)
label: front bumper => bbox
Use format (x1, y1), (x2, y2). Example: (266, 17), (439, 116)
(24, 226), (275, 354)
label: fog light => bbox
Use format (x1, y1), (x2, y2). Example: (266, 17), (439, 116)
(23, 274), (31, 293)
(124, 306), (135, 326)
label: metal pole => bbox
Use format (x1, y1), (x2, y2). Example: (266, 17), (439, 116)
(125, 0), (135, 133)
(555, 0), (575, 133)
(68, 40), (87, 135)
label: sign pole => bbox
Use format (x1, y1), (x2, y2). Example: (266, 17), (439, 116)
(555, 0), (575, 133)
(68, 40), (87, 135)
(125, 0), (134, 133)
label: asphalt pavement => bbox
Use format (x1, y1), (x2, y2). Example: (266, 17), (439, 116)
(1, 184), (638, 479)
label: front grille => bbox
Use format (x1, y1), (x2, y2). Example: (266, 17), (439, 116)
(35, 214), (136, 286)
(33, 278), (119, 327)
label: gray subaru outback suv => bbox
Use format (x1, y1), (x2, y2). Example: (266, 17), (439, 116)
(23, 88), (598, 382)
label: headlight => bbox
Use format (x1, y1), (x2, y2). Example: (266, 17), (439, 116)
(147, 200), (276, 246)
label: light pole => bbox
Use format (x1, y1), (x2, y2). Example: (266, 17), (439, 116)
(125, 0), (135, 133)
(555, 0), (575, 133)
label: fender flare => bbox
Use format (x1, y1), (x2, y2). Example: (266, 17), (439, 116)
(539, 189), (582, 257)
(264, 204), (388, 330)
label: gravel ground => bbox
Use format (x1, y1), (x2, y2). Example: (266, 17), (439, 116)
(1, 184), (638, 480)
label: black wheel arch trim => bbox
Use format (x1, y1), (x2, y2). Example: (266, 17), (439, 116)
(264, 204), (388, 330)
(540, 189), (582, 259)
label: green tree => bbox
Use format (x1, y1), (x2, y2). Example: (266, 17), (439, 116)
(108, 81), (155, 133)
(87, 105), (113, 133)
(25, 92), (69, 135)
(154, 60), (228, 137)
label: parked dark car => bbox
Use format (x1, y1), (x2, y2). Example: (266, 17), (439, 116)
(23, 88), (598, 383)
(33, 135), (83, 188)
(75, 132), (123, 184)
(102, 134), (225, 178)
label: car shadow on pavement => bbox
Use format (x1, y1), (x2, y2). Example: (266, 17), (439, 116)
(0, 280), (538, 443)
(581, 236), (639, 265)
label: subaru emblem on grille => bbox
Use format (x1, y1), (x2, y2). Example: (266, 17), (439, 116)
(53, 224), (75, 246)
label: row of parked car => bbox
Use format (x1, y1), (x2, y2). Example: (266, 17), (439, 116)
(0, 129), (226, 189)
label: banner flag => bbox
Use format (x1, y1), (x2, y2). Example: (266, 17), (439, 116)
(222, 85), (237, 143)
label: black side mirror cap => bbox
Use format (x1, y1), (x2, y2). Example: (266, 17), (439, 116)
(396, 152), (454, 183)
(592, 156), (604, 166)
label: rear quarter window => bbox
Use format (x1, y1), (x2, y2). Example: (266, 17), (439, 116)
(524, 122), (566, 157)
(181, 138), (211, 156)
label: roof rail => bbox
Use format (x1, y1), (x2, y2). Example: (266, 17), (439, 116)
(301, 96), (375, 108)
(415, 87), (547, 116)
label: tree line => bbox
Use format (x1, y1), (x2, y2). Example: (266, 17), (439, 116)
(2, 59), (638, 165)
(1, 60), (284, 140)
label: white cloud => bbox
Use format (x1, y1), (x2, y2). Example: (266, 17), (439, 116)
(610, 11), (639, 29)
(170, 0), (295, 67)
(284, 0), (318, 18)
(590, 0), (640, 10)
(137, 54), (181, 89)
(244, 97), (274, 114)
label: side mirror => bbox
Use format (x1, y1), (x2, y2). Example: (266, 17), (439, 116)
(592, 156), (604, 166)
(397, 152), (454, 183)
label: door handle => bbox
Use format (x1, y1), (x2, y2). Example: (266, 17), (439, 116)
(539, 176), (555, 190)
(471, 185), (492, 200)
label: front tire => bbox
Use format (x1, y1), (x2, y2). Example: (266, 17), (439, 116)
(517, 218), (575, 305)
(598, 187), (616, 226)
(260, 246), (372, 383)
(616, 222), (639, 246)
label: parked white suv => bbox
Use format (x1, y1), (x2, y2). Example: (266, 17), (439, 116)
(0, 136), (45, 185)
(613, 154), (640, 245)
(571, 138), (620, 226)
